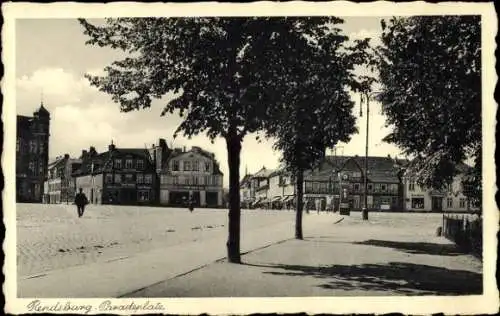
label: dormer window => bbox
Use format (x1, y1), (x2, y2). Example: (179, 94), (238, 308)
(114, 159), (122, 169)
(205, 162), (211, 172)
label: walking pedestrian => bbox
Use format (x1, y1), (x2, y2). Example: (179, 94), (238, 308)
(74, 188), (88, 218)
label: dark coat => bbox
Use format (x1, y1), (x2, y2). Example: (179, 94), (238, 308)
(75, 193), (88, 206)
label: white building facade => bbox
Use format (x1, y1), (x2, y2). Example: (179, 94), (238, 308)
(159, 147), (224, 207)
(403, 171), (478, 212)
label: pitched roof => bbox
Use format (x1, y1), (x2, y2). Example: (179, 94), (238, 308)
(240, 174), (253, 185)
(162, 146), (223, 175)
(303, 155), (402, 183)
(253, 167), (275, 178)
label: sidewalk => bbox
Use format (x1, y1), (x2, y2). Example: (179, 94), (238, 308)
(128, 214), (483, 297)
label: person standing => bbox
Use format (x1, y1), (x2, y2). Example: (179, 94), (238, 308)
(74, 188), (88, 218)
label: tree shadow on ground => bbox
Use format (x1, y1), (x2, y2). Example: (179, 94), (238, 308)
(352, 239), (467, 256)
(244, 261), (482, 295)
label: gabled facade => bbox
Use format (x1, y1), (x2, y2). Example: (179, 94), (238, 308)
(16, 104), (50, 202)
(240, 173), (254, 209)
(73, 142), (157, 205)
(251, 166), (274, 207)
(302, 155), (403, 211)
(43, 154), (82, 204)
(158, 146), (224, 207)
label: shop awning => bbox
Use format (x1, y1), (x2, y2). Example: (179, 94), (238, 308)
(272, 196), (282, 202)
(282, 195), (295, 202)
(251, 197), (263, 206)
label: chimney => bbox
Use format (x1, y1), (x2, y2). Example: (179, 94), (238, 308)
(64, 154), (69, 159)
(183, 146), (186, 152)
(387, 154), (391, 159)
(108, 141), (116, 152)
(81, 150), (88, 159)
(159, 138), (167, 149)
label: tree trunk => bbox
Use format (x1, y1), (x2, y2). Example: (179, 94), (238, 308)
(295, 169), (304, 240)
(226, 135), (242, 263)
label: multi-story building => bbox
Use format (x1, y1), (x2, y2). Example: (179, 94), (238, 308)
(158, 146), (224, 207)
(240, 173), (254, 209)
(251, 167), (275, 209)
(16, 104), (50, 203)
(257, 155), (403, 211)
(73, 142), (157, 205)
(303, 155), (403, 211)
(402, 163), (479, 212)
(44, 154), (82, 204)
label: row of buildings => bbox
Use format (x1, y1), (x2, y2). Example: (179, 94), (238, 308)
(240, 155), (478, 213)
(43, 140), (225, 207)
(16, 104), (225, 207)
(17, 105), (478, 212)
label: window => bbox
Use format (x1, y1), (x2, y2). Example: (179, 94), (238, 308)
(16, 138), (20, 152)
(354, 183), (360, 191)
(305, 181), (313, 193)
(459, 198), (466, 208)
(136, 159), (144, 170)
(184, 160), (192, 171)
(374, 183), (381, 192)
(114, 174), (122, 183)
(145, 174), (153, 184)
(205, 162), (211, 172)
(125, 159), (133, 169)
(30, 141), (37, 153)
(367, 184), (373, 192)
(193, 176), (199, 185)
(105, 174), (113, 183)
(193, 161), (200, 171)
(319, 182), (327, 193)
(39, 143), (44, 154)
(114, 159), (122, 169)
(409, 181), (415, 191)
(29, 162), (35, 175)
(447, 183), (453, 192)
(173, 176), (179, 185)
(136, 174), (144, 184)
(411, 197), (425, 209)
(381, 184), (387, 192)
(390, 184), (398, 193)
(138, 190), (150, 201)
(447, 198), (453, 208)
(172, 160), (179, 171)
(125, 174), (134, 182)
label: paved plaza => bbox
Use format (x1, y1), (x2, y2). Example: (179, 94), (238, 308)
(16, 204), (482, 297)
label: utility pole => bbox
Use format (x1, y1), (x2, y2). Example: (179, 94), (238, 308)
(363, 92), (370, 220)
(360, 90), (382, 220)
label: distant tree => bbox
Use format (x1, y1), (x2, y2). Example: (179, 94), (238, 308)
(376, 16), (481, 202)
(79, 17), (359, 261)
(264, 18), (370, 239)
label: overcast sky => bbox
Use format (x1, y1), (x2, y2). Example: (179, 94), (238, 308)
(16, 17), (403, 187)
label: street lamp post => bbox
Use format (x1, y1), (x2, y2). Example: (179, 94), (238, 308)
(360, 90), (382, 221)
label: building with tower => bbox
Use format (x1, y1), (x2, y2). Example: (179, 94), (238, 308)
(16, 104), (50, 203)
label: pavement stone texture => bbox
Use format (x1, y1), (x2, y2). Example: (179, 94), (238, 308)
(128, 212), (483, 297)
(16, 204), (293, 277)
(15, 204), (482, 297)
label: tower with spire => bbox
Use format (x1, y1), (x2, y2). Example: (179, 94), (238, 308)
(16, 100), (51, 203)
